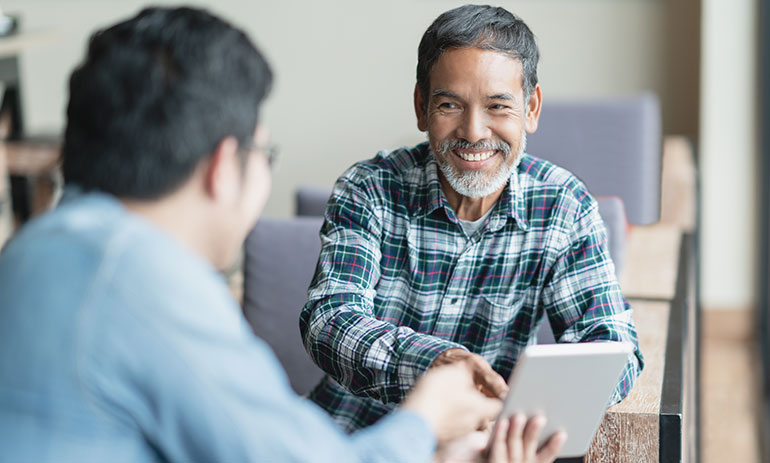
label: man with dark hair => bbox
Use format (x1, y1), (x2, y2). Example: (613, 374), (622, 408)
(301, 3), (644, 436)
(0, 7), (563, 462)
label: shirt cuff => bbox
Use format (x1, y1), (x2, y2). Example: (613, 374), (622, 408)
(397, 332), (466, 389)
(351, 409), (436, 463)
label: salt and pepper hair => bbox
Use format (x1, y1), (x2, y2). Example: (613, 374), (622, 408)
(416, 4), (540, 105)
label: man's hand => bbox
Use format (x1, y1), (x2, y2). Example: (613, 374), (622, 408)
(434, 414), (567, 463)
(401, 364), (503, 443)
(431, 348), (509, 399)
(487, 414), (566, 463)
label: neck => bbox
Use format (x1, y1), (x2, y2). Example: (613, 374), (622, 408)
(120, 185), (223, 269)
(438, 172), (505, 221)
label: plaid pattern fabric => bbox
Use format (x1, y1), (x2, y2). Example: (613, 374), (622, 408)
(300, 142), (644, 432)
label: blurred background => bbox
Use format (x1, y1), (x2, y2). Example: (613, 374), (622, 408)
(0, 0), (765, 461)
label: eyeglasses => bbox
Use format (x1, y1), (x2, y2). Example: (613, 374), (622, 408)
(243, 140), (280, 168)
(256, 143), (280, 168)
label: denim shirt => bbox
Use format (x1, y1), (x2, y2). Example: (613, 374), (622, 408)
(0, 191), (434, 462)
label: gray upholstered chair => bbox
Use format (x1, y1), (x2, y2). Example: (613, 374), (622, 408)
(242, 216), (325, 395)
(526, 93), (662, 225)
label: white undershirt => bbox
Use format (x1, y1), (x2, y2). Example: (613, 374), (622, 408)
(458, 206), (495, 238)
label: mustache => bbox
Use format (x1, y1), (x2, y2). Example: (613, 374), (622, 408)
(437, 139), (512, 157)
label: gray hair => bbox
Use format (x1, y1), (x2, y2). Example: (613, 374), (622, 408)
(416, 4), (539, 106)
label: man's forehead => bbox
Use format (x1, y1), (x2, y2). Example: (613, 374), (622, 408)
(431, 88), (517, 101)
(428, 47), (525, 95)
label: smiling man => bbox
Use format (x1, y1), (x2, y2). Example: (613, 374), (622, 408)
(300, 4), (644, 434)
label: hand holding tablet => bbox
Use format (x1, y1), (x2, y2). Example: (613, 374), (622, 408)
(434, 416), (565, 463)
(486, 413), (567, 463)
(488, 341), (635, 459)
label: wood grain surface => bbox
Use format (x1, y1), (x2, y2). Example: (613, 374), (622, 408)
(584, 300), (670, 463)
(619, 225), (681, 301)
(659, 136), (697, 232)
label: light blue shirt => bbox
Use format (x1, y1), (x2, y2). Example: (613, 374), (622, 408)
(0, 191), (435, 462)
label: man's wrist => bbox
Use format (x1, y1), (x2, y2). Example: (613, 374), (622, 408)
(429, 347), (471, 369)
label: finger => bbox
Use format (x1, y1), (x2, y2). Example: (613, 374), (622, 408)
(536, 431), (567, 463)
(508, 414), (526, 462)
(487, 418), (509, 463)
(522, 415), (546, 461)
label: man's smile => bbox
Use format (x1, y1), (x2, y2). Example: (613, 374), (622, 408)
(450, 148), (502, 170)
(453, 149), (497, 162)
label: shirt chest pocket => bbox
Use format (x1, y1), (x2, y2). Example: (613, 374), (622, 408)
(463, 293), (527, 358)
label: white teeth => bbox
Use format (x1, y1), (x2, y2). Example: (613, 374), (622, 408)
(456, 151), (495, 162)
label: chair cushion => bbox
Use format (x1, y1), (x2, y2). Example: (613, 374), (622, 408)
(242, 216), (325, 395)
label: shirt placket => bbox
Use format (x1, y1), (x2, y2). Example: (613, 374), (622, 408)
(433, 231), (478, 340)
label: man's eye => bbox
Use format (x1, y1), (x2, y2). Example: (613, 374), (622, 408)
(490, 104), (509, 111)
(439, 102), (459, 110)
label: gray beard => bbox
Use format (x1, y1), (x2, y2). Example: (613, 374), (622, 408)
(432, 130), (526, 199)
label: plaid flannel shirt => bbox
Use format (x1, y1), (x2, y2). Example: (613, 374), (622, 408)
(300, 142), (644, 432)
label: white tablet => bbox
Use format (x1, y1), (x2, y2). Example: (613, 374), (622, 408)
(490, 341), (634, 458)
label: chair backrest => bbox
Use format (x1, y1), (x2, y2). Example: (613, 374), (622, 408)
(296, 186), (331, 217)
(526, 93), (662, 225)
(242, 216), (325, 395)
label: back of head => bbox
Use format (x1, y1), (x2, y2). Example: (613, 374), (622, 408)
(416, 4), (539, 103)
(62, 7), (273, 200)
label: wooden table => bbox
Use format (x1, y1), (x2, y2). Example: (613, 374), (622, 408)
(584, 300), (670, 462)
(562, 226), (700, 462)
(619, 224), (682, 301)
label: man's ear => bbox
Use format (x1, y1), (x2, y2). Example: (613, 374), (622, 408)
(203, 136), (241, 203)
(524, 84), (543, 134)
(414, 84), (428, 132)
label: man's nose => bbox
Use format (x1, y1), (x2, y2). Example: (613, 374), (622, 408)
(456, 109), (492, 143)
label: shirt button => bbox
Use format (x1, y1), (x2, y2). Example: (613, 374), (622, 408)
(451, 298), (459, 304)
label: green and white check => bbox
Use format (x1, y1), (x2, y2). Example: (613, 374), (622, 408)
(300, 142), (644, 432)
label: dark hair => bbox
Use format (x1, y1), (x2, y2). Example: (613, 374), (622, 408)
(62, 7), (273, 199)
(416, 4), (539, 106)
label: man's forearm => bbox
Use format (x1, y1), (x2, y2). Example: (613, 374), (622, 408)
(300, 295), (463, 403)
